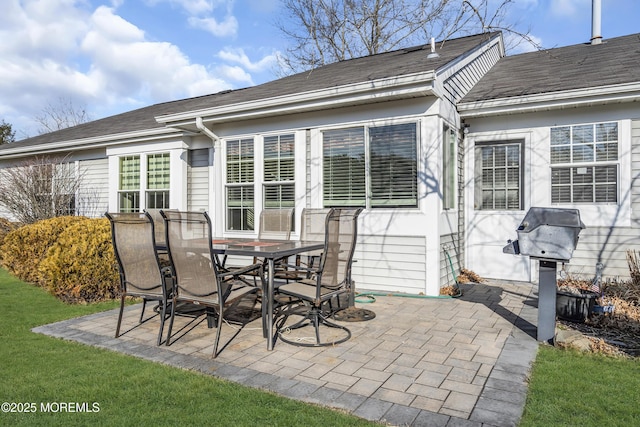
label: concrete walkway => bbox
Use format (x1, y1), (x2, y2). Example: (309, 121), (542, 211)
(33, 280), (540, 426)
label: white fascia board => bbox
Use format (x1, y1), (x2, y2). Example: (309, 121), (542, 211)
(0, 128), (184, 159)
(458, 82), (640, 118)
(435, 33), (504, 82)
(156, 72), (436, 126)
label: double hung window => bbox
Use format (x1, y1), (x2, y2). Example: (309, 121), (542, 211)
(118, 155), (140, 212)
(226, 138), (255, 230)
(550, 122), (618, 204)
(264, 134), (295, 209)
(146, 153), (170, 209)
(117, 153), (170, 213)
(474, 141), (522, 210)
(322, 122), (418, 208)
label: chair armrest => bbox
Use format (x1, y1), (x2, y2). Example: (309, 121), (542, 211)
(219, 263), (263, 279)
(279, 263), (317, 273)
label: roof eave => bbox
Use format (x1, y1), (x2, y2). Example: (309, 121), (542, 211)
(458, 82), (640, 118)
(0, 127), (185, 159)
(156, 71), (437, 128)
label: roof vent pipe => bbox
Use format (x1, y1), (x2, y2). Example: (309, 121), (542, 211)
(591, 0), (602, 45)
(427, 37), (439, 58)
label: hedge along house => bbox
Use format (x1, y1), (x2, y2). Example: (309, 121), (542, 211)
(1, 29), (639, 294)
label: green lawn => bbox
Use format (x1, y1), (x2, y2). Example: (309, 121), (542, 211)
(520, 345), (640, 427)
(2, 267), (639, 426)
(0, 268), (377, 427)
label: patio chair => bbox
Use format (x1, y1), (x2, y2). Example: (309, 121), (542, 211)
(258, 207), (294, 240)
(105, 211), (171, 346)
(228, 207), (294, 280)
(144, 208), (177, 250)
(276, 208), (363, 347)
(144, 208), (176, 267)
(161, 210), (264, 358)
(275, 208), (329, 282)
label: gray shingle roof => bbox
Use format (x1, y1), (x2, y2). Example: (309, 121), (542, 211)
(2, 32), (498, 152)
(461, 33), (640, 103)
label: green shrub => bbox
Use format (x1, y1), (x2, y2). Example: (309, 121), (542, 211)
(39, 218), (119, 303)
(0, 216), (86, 284)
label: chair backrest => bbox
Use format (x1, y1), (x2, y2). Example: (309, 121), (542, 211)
(318, 208), (363, 289)
(258, 208), (294, 240)
(145, 208), (173, 247)
(105, 212), (164, 297)
(300, 208), (331, 242)
(161, 210), (221, 304)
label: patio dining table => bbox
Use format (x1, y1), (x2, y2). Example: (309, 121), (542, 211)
(210, 238), (325, 350)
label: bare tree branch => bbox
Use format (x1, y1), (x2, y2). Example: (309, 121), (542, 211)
(0, 156), (95, 223)
(276, 0), (530, 74)
(34, 97), (91, 135)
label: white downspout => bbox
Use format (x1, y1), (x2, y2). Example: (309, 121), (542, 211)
(195, 117), (224, 236)
(195, 116), (220, 142)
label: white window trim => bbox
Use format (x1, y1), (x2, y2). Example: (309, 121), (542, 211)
(222, 130), (306, 236)
(548, 119), (631, 227)
(107, 141), (186, 212)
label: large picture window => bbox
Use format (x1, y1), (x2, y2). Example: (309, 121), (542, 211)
(264, 134), (295, 209)
(322, 122), (417, 208)
(474, 141), (522, 210)
(226, 138), (255, 230)
(550, 122), (618, 204)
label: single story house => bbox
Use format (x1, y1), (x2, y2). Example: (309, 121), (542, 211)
(1, 31), (639, 294)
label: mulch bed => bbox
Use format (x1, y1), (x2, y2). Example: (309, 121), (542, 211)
(556, 278), (640, 358)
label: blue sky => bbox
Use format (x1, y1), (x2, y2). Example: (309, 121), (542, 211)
(1, 0), (638, 139)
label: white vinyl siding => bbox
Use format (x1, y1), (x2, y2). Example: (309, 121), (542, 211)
(188, 149), (209, 212)
(78, 158), (109, 217)
(440, 233), (461, 287)
(351, 235), (426, 294)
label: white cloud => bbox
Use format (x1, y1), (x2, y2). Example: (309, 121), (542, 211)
(188, 15), (238, 37)
(214, 64), (254, 85)
(0, 1), (259, 137)
(0, 0), (286, 139)
(81, 6), (233, 101)
(217, 47), (278, 73)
